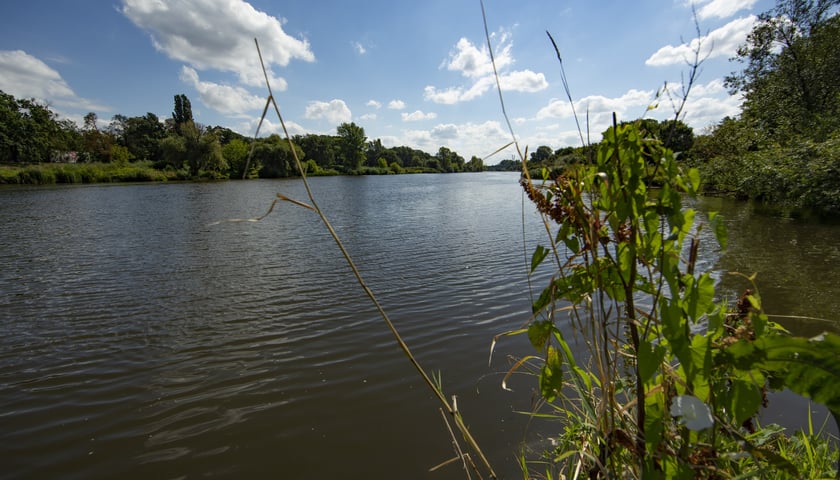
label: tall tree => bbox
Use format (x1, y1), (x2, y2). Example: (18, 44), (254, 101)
(336, 122), (366, 172)
(725, 0), (840, 142)
(172, 94), (193, 132)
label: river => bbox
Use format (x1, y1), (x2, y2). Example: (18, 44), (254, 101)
(1, 173), (837, 479)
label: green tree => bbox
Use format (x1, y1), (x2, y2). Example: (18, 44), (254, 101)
(726, 0), (840, 142)
(336, 122), (367, 172)
(172, 94), (193, 132)
(294, 134), (338, 168)
(223, 137), (256, 178)
(123, 113), (165, 162)
(82, 112), (115, 162)
(530, 145), (555, 165)
(465, 155), (485, 172)
(435, 146), (465, 172)
(255, 134), (304, 178)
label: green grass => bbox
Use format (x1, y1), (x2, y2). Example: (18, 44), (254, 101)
(0, 161), (177, 185)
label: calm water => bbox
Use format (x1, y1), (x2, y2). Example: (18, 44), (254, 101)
(1, 173), (838, 479)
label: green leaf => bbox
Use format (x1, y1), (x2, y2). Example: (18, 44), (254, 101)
(687, 167), (701, 194)
(638, 340), (666, 383)
(723, 332), (840, 415)
(539, 345), (564, 402)
(730, 378), (763, 425)
(683, 272), (715, 323)
(527, 320), (552, 352)
(709, 211), (727, 250)
(530, 244), (550, 274)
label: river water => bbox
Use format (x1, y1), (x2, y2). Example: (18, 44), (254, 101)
(1, 173), (838, 479)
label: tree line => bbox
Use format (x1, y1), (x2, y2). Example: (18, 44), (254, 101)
(0, 92), (484, 180)
(524, 0), (840, 215)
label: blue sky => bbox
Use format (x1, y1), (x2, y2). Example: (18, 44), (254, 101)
(0, 0), (773, 163)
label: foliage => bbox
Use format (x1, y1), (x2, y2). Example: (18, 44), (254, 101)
(725, 0), (840, 144)
(692, 0), (840, 214)
(0, 89), (474, 182)
(515, 120), (840, 478)
(696, 131), (840, 215)
(336, 122), (367, 172)
(0, 161), (173, 184)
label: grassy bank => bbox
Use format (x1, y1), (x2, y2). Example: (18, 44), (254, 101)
(0, 161), (182, 185)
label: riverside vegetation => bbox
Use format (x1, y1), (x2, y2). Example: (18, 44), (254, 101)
(0, 92), (484, 185)
(502, 1), (840, 477)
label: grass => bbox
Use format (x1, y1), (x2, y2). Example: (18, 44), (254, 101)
(0, 161), (177, 185)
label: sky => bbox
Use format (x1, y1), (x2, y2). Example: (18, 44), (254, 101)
(0, 0), (774, 164)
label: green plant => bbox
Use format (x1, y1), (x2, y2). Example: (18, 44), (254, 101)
(510, 117), (840, 478)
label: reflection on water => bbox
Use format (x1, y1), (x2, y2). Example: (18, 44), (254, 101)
(0, 177), (838, 479)
(697, 196), (840, 337)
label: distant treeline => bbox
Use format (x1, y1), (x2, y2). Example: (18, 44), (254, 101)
(0, 91), (484, 183)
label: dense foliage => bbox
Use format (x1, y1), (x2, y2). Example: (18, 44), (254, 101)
(0, 92), (481, 184)
(692, 0), (840, 215)
(516, 120), (840, 478)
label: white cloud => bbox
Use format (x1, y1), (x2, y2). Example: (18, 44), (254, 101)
(499, 69), (548, 93)
(359, 113), (377, 121)
(121, 0), (314, 89)
(425, 29), (547, 105)
(398, 120), (510, 160)
(445, 36), (513, 78)
(353, 42), (366, 55)
(0, 49), (107, 112)
(388, 99), (406, 110)
(401, 110), (437, 122)
(239, 117), (308, 138)
(424, 78), (493, 104)
(646, 16), (757, 66)
(533, 89), (660, 138)
(696, 0), (759, 20)
(304, 99), (352, 124)
(367, 99), (382, 109)
(180, 66), (265, 116)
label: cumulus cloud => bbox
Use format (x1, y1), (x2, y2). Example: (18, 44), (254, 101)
(499, 69), (548, 92)
(425, 29), (547, 105)
(180, 66), (265, 116)
(304, 99), (352, 124)
(399, 120), (509, 159)
(444, 35), (513, 78)
(388, 99), (406, 110)
(0, 49), (107, 111)
(401, 110), (437, 122)
(646, 16), (757, 66)
(359, 113), (377, 121)
(367, 99), (382, 109)
(695, 0), (759, 20)
(536, 89), (655, 131)
(121, 0), (314, 88)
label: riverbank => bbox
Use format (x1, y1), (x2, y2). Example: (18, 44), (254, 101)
(0, 161), (462, 186)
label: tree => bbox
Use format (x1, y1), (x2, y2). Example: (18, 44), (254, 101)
(223, 138), (256, 178)
(123, 113), (165, 162)
(295, 134), (338, 168)
(530, 145), (555, 164)
(172, 94), (193, 131)
(465, 155), (485, 172)
(256, 134), (304, 178)
(82, 112), (115, 162)
(336, 122), (367, 172)
(726, 0), (840, 142)
(436, 146), (465, 172)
